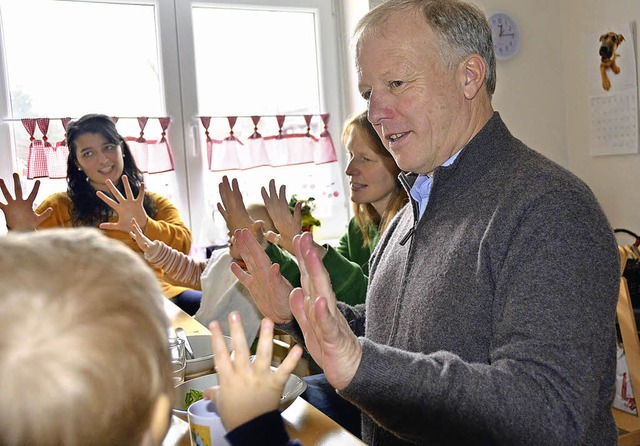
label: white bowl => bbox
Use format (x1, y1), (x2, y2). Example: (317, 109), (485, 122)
(173, 371), (307, 420)
(185, 334), (233, 380)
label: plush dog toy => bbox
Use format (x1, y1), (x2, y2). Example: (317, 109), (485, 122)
(600, 32), (625, 91)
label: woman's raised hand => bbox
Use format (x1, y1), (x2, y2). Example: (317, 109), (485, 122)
(262, 179), (328, 262)
(0, 173), (52, 231)
(218, 176), (266, 246)
(97, 175), (149, 233)
(231, 228), (295, 324)
(261, 179), (301, 255)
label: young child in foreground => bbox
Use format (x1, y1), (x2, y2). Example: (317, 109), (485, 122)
(0, 227), (303, 446)
(0, 227), (174, 446)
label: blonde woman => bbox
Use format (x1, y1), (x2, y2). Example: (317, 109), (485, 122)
(217, 110), (408, 438)
(220, 110), (408, 307)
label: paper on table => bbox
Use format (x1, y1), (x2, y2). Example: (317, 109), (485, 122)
(162, 415), (190, 446)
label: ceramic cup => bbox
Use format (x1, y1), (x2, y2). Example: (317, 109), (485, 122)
(187, 399), (229, 446)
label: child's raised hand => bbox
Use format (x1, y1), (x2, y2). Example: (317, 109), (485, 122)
(129, 217), (154, 254)
(205, 313), (303, 432)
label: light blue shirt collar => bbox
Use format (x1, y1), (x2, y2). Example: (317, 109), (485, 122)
(410, 150), (462, 219)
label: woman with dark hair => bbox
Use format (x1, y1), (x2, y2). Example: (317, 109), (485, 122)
(64, 114), (158, 227)
(0, 114), (202, 314)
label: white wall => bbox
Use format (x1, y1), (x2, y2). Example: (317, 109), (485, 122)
(345, 1), (640, 234)
(340, 0), (371, 115)
(474, 0), (640, 233)
(472, 1), (567, 166)
(559, 0), (640, 234)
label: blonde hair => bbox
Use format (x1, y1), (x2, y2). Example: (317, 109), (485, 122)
(342, 110), (408, 247)
(0, 228), (173, 446)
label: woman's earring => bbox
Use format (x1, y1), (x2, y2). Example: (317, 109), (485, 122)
(77, 167), (82, 171)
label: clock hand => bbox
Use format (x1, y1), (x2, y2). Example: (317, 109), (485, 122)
(498, 23), (503, 37)
(501, 32), (515, 37)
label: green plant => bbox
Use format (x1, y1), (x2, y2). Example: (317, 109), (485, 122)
(288, 194), (321, 228)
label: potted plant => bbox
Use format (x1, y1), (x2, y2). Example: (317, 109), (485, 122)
(288, 194), (321, 232)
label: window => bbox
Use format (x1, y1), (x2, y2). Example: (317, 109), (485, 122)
(0, 0), (349, 244)
(0, 0), (171, 204)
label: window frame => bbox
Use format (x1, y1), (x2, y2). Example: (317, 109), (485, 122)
(0, 0), (350, 241)
(171, 0), (348, 239)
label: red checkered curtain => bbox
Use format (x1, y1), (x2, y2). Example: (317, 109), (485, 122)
(44, 118), (69, 179)
(152, 117), (175, 173)
(212, 116), (244, 170)
(23, 116), (175, 178)
(200, 116), (214, 167)
(198, 113), (346, 246)
(247, 115), (270, 166)
(124, 117), (175, 174)
(125, 117), (149, 172)
(204, 114), (337, 171)
(24, 118), (47, 179)
(317, 113), (338, 164)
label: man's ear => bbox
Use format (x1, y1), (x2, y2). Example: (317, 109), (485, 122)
(461, 54), (486, 100)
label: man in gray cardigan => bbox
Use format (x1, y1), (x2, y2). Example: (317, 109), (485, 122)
(231, 0), (620, 444)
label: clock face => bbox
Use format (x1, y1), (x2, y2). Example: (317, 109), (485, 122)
(489, 12), (520, 60)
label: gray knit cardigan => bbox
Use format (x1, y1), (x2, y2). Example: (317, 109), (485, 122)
(284, 113), (620, 445)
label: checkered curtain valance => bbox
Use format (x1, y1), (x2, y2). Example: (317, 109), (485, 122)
(198, 114), (337, 171)
(23, 116), (174, 179)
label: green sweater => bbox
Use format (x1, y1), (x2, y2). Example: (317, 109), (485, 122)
(265, 218), (377, 306)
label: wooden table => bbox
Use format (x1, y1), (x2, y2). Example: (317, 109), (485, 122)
(164, 298), (211, 336)
(281, 397), (365, 445)
(163, 299), (365, 446)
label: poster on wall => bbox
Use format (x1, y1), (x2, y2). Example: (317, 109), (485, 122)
(584, 21), (638, 156)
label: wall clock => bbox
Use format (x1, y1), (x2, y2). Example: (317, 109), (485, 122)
(488, 12), (520, 60)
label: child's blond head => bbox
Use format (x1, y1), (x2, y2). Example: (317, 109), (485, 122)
(0, 228), (173, 446)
